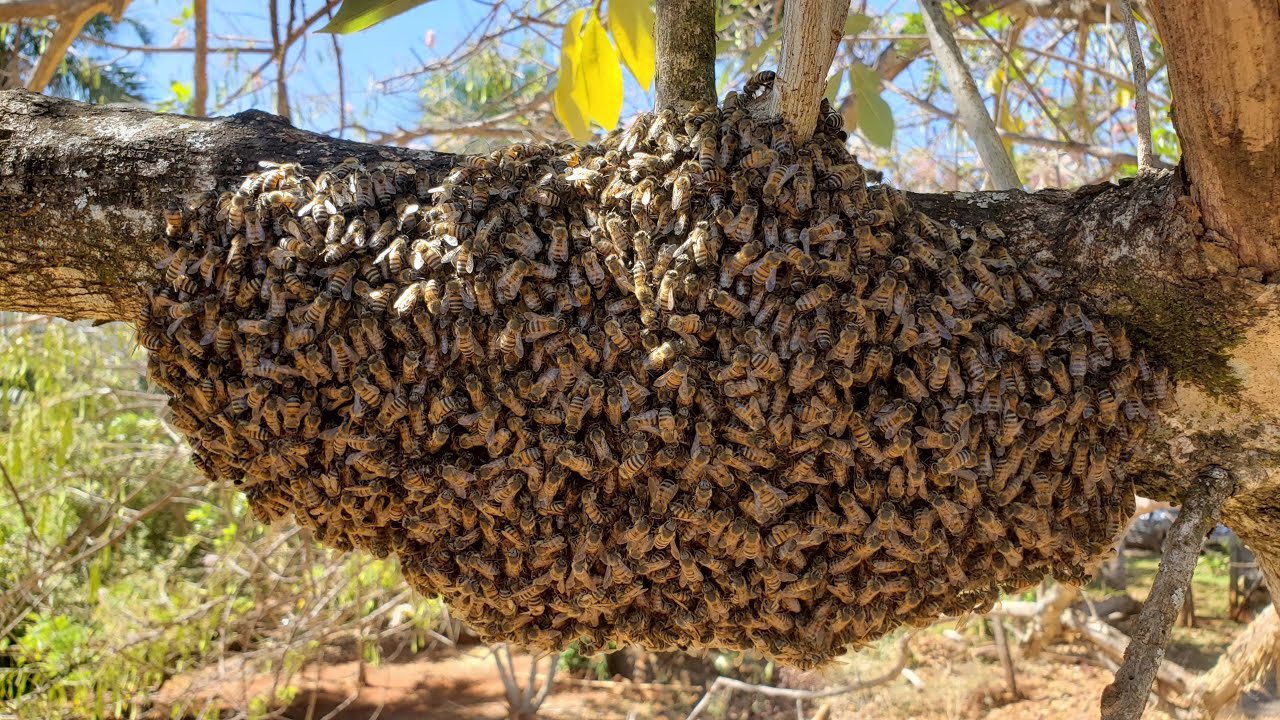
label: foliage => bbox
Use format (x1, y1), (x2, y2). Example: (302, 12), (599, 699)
(320, 0), (438, 34)
(0, 317), (453, 718)
(0, 15), (146, 103)
(555, 1), (652, 139)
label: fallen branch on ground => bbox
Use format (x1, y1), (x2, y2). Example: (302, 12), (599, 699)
(683, 633), (915, 720)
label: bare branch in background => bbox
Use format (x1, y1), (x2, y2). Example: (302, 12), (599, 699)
(328, 4), (345, 137)
(83, 36), (273, 54)
(1117, 0), (1153, 171)
(268, 0), (290, 121)
(764, 0), (849, 139)
(883, 79), (1168, 169)
(21, 0), (129, 91)
(1099, 467), (1235, 720)
(919, 0), (1022, 190)
(192, 0), (207, 116)
(991, 615), (1021, 699)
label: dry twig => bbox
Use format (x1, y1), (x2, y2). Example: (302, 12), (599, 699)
(685, 633), (915, 720)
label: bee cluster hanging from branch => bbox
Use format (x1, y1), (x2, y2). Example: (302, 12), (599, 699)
(140, 73), (1172, 668)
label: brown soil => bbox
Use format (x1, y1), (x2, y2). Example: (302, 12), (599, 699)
(152, 626), (1280, 720)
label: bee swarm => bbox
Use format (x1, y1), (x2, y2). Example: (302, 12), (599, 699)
(142, 76), (1169, 667)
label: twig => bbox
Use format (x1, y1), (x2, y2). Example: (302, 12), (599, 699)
(918, 0), (1021, 190)
(0, 457), (36, 540)
(992, 615), (1020, 699)
(82, 36), (273, 54)
(1116, 0), (1154, 172)
(685, 632), (915, 720)
(192, 0), (207, 116)
(328, 8), (345, 138)
(1099, 466), (1235, 720)
(956, 2), (1077, 145)
(883, 79), (1171, 169)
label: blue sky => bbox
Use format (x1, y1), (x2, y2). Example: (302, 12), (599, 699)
(88, 0), (1148, 190)
(104, 0), (904, 141)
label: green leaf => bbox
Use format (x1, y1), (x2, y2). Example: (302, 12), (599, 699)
(554, 9), (592, 140)
(170, 80), (191, 104)
(318, 0), (434, 34)
(608, 0), (655, 91)
(844, 11), (872, 37)
(848, 63), (894, 147)
(579, 13), (623, 129)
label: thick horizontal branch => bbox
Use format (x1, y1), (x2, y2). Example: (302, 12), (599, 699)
(0, 89), (1201, 324)
(0, 89), (447, 322)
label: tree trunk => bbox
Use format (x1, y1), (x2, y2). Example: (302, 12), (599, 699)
(654, 0), (716, 111)
(1147, 0), (1280, 276)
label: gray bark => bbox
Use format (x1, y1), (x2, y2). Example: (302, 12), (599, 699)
(0, 89), (446, 322)
(1099, 467), (1235, 720)
(654, 0), (716, 111)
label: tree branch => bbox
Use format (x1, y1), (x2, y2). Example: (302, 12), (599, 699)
(0, 89), (445, 322)
(764, 0), (848, 139)
(1099, 466), (1235, 720)
(1147, 0), (1280, 275)
(1117, 0), (1152, 172)
(25, 0), (127, 92)
(654, 0), (716, 111)
(685, 633), (915, 719)
(192, 0), (208, 117)
(0, 88), (1204, 325)
(919, 0), (1022, 190)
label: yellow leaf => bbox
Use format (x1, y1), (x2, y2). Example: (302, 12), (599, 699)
(554, 9), (592, 141)
(608, 0), (655, 91)
(578, 14), (623, 130)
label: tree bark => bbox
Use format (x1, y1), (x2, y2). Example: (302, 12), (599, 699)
(1100, 467), (1235, 720)
(0, 89), (446, 322)
(763, 0), (848, 139)
(653, 0), (716, 111)
(1148, 0), (1280, 276)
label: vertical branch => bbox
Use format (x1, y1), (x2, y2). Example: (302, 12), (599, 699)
(1098, 467), (1235, 720)
(328, 24), (345, 137)
(918, 0), (1021, 190)
(1117, 0), (1153, 171)
(763, 0), (848, 140)
(991, 615), (1020, 699)
(654, 0), (716, 111)
(192, 0), (207, 116)
(268, 0), (291, 121)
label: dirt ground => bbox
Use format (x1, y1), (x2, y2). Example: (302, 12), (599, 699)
(151, 553), (1280, 720)
(151, 629), (1280, 720)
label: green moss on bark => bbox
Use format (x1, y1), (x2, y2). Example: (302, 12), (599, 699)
(1106, 279), (1247, 398)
